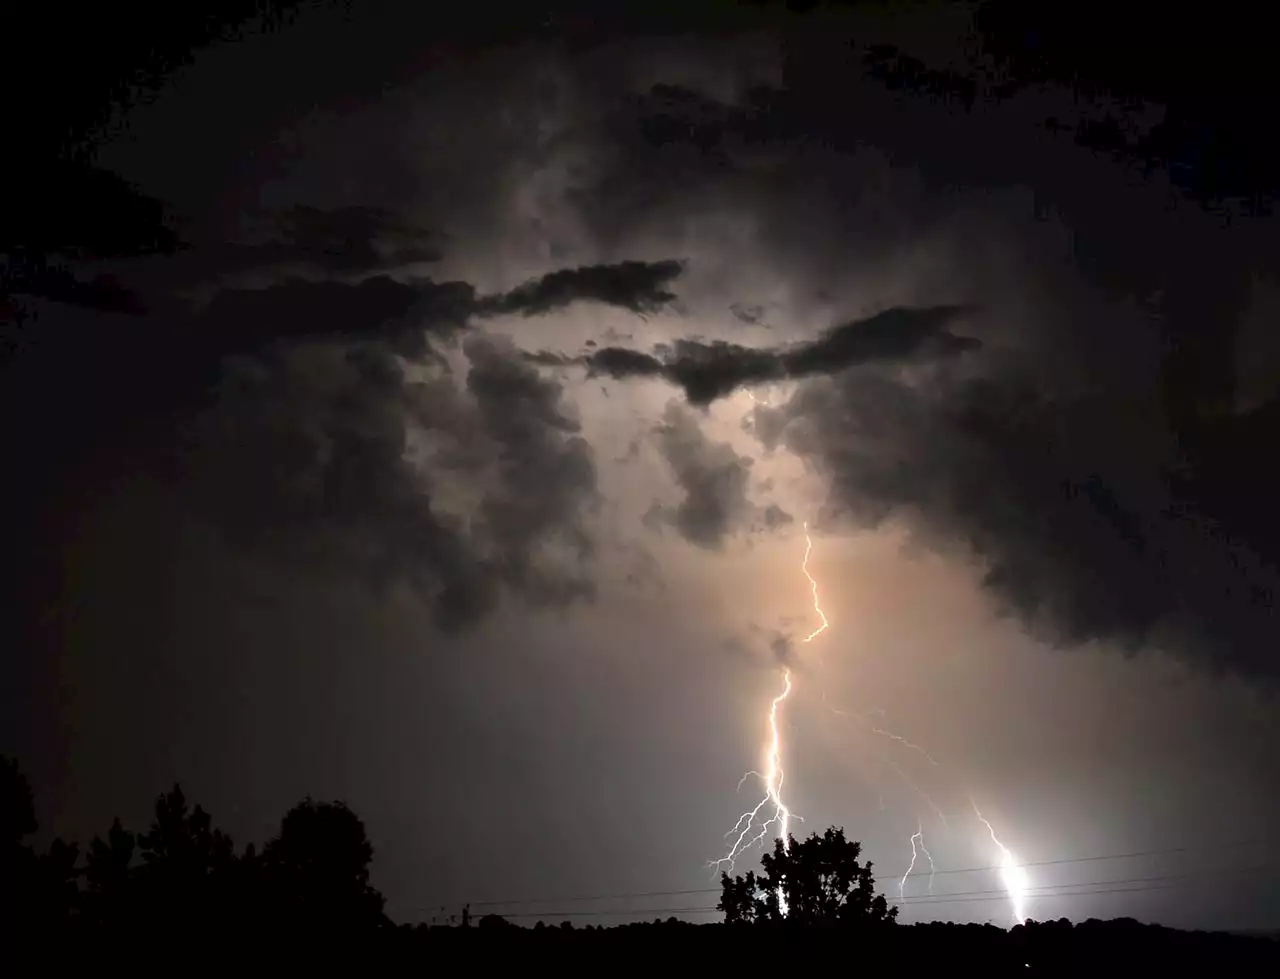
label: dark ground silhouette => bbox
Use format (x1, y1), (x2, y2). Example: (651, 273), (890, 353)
(3, 755), (1275, 969)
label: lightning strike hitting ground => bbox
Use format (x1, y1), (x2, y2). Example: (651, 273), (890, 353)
(722, 397), (1025, 928)
(712, 670), (794, 875)
(713, 519), (829, 908)
(972, 797), (1030, 925)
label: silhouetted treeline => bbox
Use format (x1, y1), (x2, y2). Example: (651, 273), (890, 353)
(2, 755), (1276, 967)
(1, 755), (386, 948)
(389, 915), (1277, 973)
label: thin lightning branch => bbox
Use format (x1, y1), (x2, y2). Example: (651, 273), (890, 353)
(800, 522), (829, 644)
(918, 825), (936, 894)
(821, 694), (949, 827)
(881, 755), (950, 830)
(898, 819), (936, 898)
(824, 695), (942, 768)
(899, 821), (922, 899)
(869, 725), (942, 767)
(971, 796), (1030, 925)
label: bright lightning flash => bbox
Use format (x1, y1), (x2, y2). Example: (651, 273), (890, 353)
(714, 520), (831, 916)
(800, 521), (829, 643)
(713, 671), (794, 877)
(732, 386), (1029, 931)
(972, 798), (1029, 925)
(898, 818), (936, 898)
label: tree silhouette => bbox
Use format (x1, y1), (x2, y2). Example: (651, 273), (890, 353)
(1, 755), (83, 935)
(263, 797), (387, 934)
(0, 755), (37, 844)
(84, 816), (137, 929)
(718, 828), (898, 927)
(131, 784), (240, 933)
(1, 755), (40, 931)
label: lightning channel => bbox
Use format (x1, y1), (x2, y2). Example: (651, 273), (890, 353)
(713, 518), (828, 913)
(801, 521), (829, 644)
(971, 796), (1030, 925)
(712, 669), (794, 876)
(898, 818), (936, 898)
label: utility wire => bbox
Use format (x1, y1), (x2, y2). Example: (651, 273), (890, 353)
(478, 871), (1279, 920)
(396, 837), (1272, 912)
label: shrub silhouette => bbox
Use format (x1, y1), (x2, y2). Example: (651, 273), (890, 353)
(718, 827), (897, 927)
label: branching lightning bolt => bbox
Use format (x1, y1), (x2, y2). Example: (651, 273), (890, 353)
(712, 669), (794, 876)
(713, 520), (830, 909)
(972, 796), (1029, 925)
(899, 818), (936, 898)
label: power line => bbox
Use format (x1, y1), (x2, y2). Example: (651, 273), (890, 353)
(475, 869), (1280, 921)
(394, 837), (1272, 912)
(896, 865), (1279, 905)
(900, 838), (1269, 882)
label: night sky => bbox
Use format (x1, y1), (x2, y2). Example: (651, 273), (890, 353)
(5, 1), (1279, 932)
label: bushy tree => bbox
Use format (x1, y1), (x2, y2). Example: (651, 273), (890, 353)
(718, 827), (897, 927)
(263, 798), (386, 934)
(133, 785), (239, 927)
(84, 817), (137, 928)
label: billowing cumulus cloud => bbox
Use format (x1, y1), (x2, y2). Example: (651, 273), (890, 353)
(647, 401), (790, 548)
(526, 20), (1280, 681)
(648, 401), (756, 549)
(10, 208), (685, 631)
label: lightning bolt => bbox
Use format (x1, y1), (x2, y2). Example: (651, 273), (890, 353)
(720, 407), (1025, 929)
(712, 671), (794, 884)
(800, 522), (828, 643)
(972, 796), (1030, 925)
(898, 818), (936, 898)
(713, 519), (829, 916)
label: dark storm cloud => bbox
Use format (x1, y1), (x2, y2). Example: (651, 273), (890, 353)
(9, 238), (681, 632)
(183, 329), (600, 631)
(180, 205), (444, 281)
(463, 333), (599, 605)
(268, 204), (444, 272)
(566, 305), (978, 404)
(765, 368), (1280, 679)
(648, 401), (756, 549)
(196, 274), (474, 358)
(729, 302), (766, 326)
(184, 340), (495, 629)
(560, 22), (1280, 680)
(479, 259), (684, 318)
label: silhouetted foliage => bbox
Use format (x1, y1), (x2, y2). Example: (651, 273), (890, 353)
(0, 756), (387, 947)
(718, 827), (897, 927)
(263, 797), (387, 934)
(0, 755), (37, 843)
(133, 784), (241, 931)
(1, 755), (1276, 967)
(83, 817), (137, 928)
